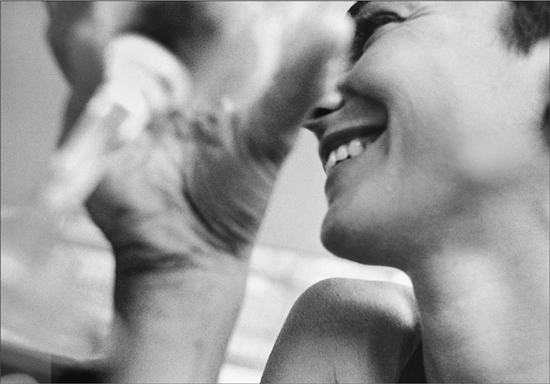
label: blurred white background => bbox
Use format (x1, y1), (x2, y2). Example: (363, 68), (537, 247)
(1, 3), (408, 382)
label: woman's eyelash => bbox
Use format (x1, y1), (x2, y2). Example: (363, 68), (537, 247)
(350, 11), (405, 63)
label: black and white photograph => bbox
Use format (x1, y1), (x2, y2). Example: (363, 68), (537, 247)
(1, 2), (548, 383)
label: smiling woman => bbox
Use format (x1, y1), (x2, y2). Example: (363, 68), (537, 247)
(3, 1), (547, 383)
(265, 1), (549, 383)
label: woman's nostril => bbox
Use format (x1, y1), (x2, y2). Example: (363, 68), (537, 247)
(302, 92), (344, 136)
(309, 107), (334, 120)
(306, 89), (344, 121)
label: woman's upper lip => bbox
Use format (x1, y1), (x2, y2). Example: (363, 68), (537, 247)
(319, 125), (386, 164)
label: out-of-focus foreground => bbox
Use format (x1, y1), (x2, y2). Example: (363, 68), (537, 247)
(1, 3), (408, 382)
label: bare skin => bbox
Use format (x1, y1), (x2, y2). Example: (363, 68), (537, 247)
(261, 279), (423, 383)
(265, 2), (549, 383)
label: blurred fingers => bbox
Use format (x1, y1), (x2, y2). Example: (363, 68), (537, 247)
(242, 4), (353, 163)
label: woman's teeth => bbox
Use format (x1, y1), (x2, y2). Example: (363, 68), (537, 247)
(325, 138), (365, 173)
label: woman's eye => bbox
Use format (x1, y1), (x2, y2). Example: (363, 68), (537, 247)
(350, 11), (404, 62)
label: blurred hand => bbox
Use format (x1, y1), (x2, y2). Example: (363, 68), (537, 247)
(46, 0), (351, 266)
(46, 2), (352, 382)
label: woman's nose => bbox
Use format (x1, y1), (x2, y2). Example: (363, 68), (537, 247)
(302, 90), (344, 138)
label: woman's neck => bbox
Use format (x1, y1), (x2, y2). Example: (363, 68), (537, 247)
(407, 189), (549, 382)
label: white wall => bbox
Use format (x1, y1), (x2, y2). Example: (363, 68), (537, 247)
(1, 2), (67, 205)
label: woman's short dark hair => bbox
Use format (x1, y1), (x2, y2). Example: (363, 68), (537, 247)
(503, 2), (550, 148)
(504, 2), (549, 54)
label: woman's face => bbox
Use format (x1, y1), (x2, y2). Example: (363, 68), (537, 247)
(304, 2), (549, 266)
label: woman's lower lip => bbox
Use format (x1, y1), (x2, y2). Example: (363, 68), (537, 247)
(323, 129), (390, 203)
(324, 157), (352, 204)
(325, 156), (351, 175)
